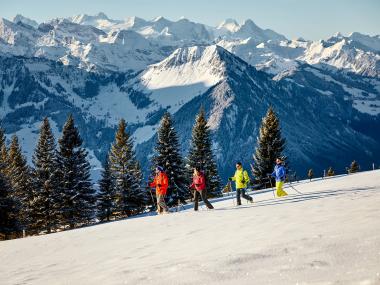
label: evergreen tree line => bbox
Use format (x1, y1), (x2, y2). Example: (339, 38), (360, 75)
(2, 105), (307, 240)
(0, 107), (222, 239)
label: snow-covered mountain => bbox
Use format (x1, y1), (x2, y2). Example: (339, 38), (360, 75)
(12, 14), (39, 29)
(0, 17), (168, 72)
(1, 42), (379, 180)
(300, 32), (380, 77)
(1, 13), (379, 78)
(1, 13), (380, 180)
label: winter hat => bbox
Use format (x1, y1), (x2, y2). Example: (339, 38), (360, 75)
(156, 166), (164, 172)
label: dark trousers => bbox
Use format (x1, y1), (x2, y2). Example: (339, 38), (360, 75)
(236, 188), (252, 205)
(194, 190), (214, 211)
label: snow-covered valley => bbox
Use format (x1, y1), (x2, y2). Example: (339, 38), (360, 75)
(1, 170), (379, 285)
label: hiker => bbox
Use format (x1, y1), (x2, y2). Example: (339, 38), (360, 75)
(149, 166), (169, 214)
(228, 162), (253, 205)
(190, 166), (214, 211)
(271, 158), (288, 197)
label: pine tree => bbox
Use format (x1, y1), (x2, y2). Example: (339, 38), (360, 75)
(308, 169), (313, 181)
(96, 157), (114, 222)
(0, 127), (19, 239)
(8, 135), (33, 231)
(152, 112), (190, 205)
(56, 114), (95, 229)
(31, 118), (59, 233)
(108, 119), (146, 217)
(327, 167), (335, 176)
(253, 107), (286, 181)
(0, 127), (8, 176)
(0, 171), (19, 240)
(349, 160), (360, 173)
(187, 108), (221, 197)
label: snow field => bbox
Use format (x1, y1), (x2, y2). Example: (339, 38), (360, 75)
(0, 170), (380, 285)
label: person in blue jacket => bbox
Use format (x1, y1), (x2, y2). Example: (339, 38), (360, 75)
(271, 158), (288, 197)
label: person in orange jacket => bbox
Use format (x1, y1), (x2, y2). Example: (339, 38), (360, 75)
(149, 166), (169, 214)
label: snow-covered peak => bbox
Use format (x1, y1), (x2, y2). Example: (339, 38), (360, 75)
(71, 12), (111, 23)
(152, 16), (169, 23)
(103, 29), (152, 49)
(70, 12), (121, 32)
(137, 45), (229, 113)
(222, 19), (288, 43)
(348, 32), (380, 52)
(0, 17), (39, 46)
(154, 45), (227, 70)
(300, 34), (380, 77)
(240, 19), (261, 32)
(12, 14), (39, 29)
(123, 16), (148, 29)
(217, 18), (240, 33)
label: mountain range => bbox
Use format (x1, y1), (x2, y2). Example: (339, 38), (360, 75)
(1, 13), (379, 180)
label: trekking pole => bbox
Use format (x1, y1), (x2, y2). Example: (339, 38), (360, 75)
(267, 175), (275, 199)
(288, 183), (303, 195)
(146, 185), (157, 214)
(228, 181), (235, 206)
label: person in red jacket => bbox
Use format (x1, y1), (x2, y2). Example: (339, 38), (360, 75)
(190, 166), (214, 211)
(149, 166), (169, 214)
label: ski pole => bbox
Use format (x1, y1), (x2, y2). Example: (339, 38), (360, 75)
(147, 185), (157, 213)
(229, 181), (235, 206)
(267, 175), (275, 198)
(288, 183), (303, 195)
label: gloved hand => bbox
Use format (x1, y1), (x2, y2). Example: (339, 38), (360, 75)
(228, 177), (233, 181)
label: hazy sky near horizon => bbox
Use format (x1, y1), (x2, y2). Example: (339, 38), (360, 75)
(1, 0), (379, 40)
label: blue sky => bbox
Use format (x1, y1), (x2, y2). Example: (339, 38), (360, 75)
(1, 0), (379, 40)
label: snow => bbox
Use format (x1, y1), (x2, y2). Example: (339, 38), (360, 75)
(304, 67), (380, 115)
(1, 170), (379, 285)
(353, 100), (380, 116)
(132, 124), (158, 144)
(1, 13), (379, 78)
(217, 19), (240, 33)
(137, 45), (225, 113)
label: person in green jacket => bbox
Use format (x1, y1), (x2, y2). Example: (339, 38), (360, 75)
(228, 162), (253, 205)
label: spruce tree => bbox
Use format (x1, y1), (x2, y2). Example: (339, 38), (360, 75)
(0, 127), (19, 239)
(96, 157), (114, 222)
(152, 112), (190, 205)
(253, 107), (286, 181)
(0, 127), (8, 176)
(327, 167), (335, 176)
(187, 108), (221, 197)
(349, 160), (360, 173)
(31, 118), (59, 233)
(0, 171), (19, 239)
(308, 169), (313, 181)
(108, 119), (146, 217)
(56, 114), (95, 229)
(8, 135), (33, 231)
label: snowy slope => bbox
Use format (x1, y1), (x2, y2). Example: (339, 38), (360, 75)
(135, 45), (225, 113)
(1, 170), (380, 285)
